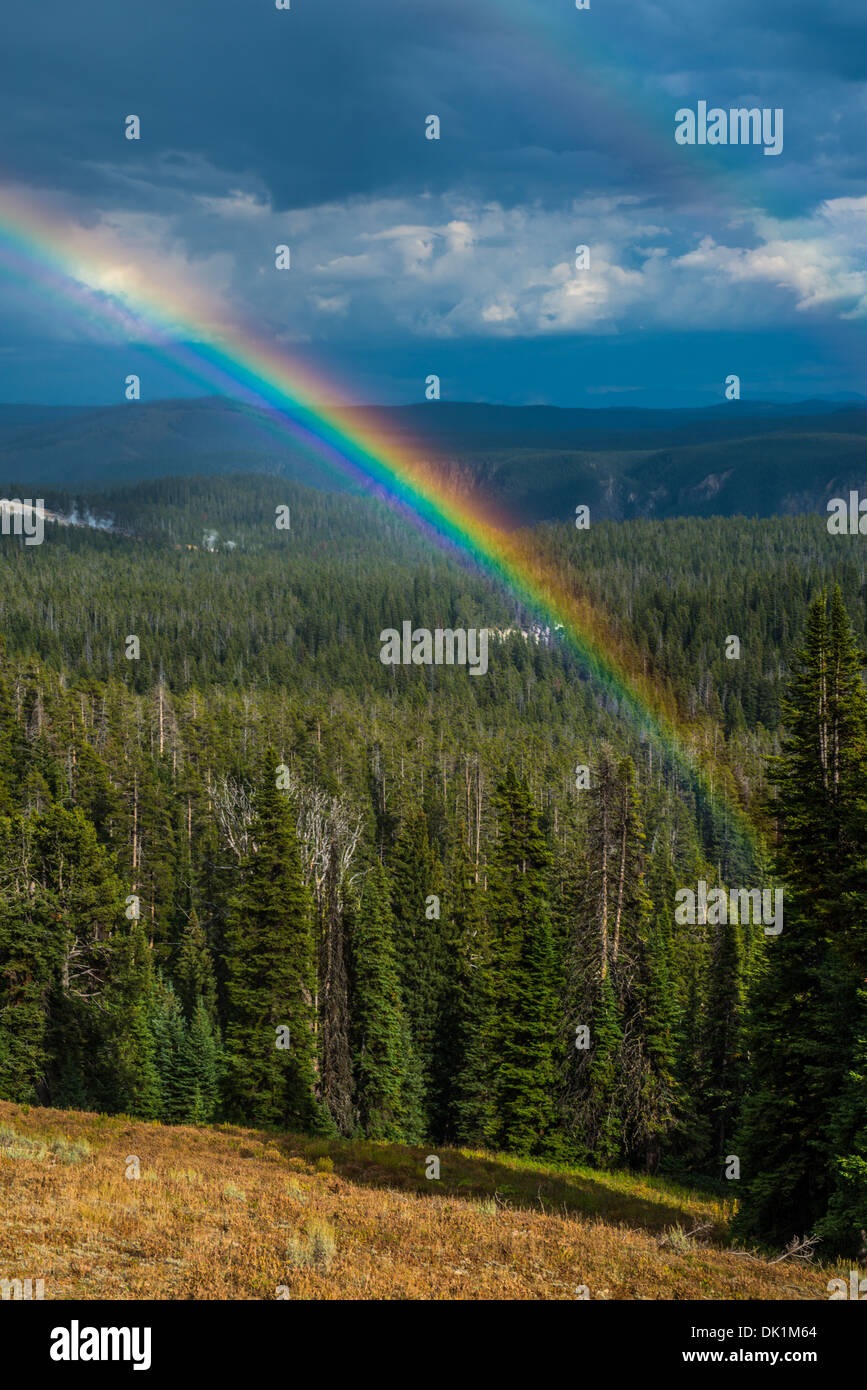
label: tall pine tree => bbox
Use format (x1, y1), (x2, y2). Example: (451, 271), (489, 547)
(735, 590), (867, 1251)
(487, 767), (558, 1155)
(223, 758), (319, 1130)
(348, 860), (424, 1141)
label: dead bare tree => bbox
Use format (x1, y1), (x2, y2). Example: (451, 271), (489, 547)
(279, 766), (363, 1135)
(211, 775), (256, 861)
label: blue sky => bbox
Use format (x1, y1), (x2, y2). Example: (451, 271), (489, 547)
(1, 0), (866, 407)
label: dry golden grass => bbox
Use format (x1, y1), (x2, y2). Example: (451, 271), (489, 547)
(0, 1100), (837, 1300)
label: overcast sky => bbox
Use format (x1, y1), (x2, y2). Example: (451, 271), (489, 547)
(1, 0), (866, 407)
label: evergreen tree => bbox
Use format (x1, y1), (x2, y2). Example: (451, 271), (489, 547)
(732, 910), (851, 1246)
(222, 759), (319, 1130)
(174, 909), (218, 1024)
(176, 998), (222, 1124)
(348, 861), (424, 1142)
(773, 588), (867, 969)
(702, 913), (747, 1167)
(0, 822), (61, 1102)
(630, 905), (680, 1171)
(31, 802), (128, 1111)
(169, 995), (222, 1123)
(389, 810), (446, 1132)
(439, 837), (495, 1145)
(104, 919), (162, 1119)
(150, 975), (188, 1123)
(817, 989), (867, 1255)
(735, 591), (867, 1250)
(0, 660), (28, 816)
(604, 758), (678, 1167)
(583, 973), (624, 1167)
(69, 741), (118, 843)
(487, 767), (558, 1155)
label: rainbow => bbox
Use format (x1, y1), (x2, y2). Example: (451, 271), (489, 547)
(0, 185), (762, 866)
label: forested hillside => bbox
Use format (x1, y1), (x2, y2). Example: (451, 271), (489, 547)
(2, 397), (867, 521)
(0, 475), (864, 1258)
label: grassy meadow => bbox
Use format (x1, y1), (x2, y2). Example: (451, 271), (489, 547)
(0, 1101), (837, 1301)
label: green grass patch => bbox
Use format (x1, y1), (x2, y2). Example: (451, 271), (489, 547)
(0, 1123), (91, 1164)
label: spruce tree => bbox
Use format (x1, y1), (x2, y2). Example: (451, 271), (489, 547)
(817, 988), (867, 1255)
(584, 973), (624, 1166)
(0, 653), (27, 818)
(222, 759), (319, 1130)
(735, 591), (867, 1248)
(773, 588), (867, 968)
(487, 767), (558, 1155)
(703, 913), (747, 1166)
(630, 908), (680, 1171)
(174, 909), (218, 1024)
(150, 974), (188, 1123)
(175, 998), (222, 1124)
(105, 919), (162, 1120)
(31, 802), (128, 1111)
(0, 828), (61, 1103)
(439, 837), (495, 1145)
(733, 908), (850, 1245)
(348, 861), (424, 1142)
(389, 810), (446, 1131)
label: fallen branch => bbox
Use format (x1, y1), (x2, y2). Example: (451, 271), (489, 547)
(768, 1234), (822, 1265)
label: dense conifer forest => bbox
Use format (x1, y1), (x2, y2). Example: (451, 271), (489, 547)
(0, 474), (864, 1256)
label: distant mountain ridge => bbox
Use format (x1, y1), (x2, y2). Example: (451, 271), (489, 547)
(0, 396), (864, 524)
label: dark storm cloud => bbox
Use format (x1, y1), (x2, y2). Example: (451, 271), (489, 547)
(4, 0), (556, 209)
(4, 0), (865, 217)
(2, 0), (866, 407)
